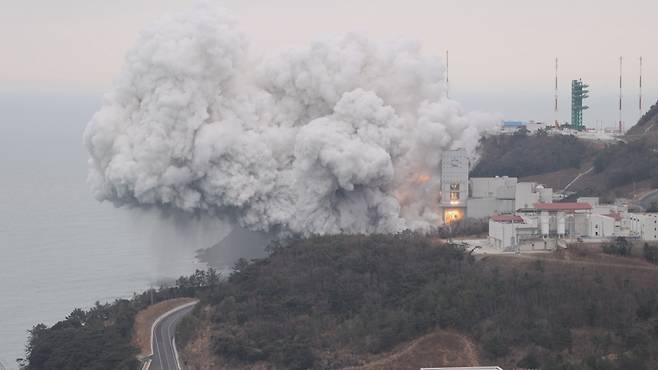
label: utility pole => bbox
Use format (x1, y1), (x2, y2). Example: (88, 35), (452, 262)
(619, 56), (623, 133)
(554, 57), (559, 128)
(639, 56), (643, 115)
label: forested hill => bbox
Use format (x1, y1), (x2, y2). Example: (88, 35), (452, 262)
(21, 233), (658, 369)
(472, 102), (658, 198)
(470, 129), (591, 178)
(627, 100), (658, 138)
(177, 234), (658, 370)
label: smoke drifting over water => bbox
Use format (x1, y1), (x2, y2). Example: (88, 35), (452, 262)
(84, 4), (495, 236)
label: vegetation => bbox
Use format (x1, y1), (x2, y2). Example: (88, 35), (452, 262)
(183, 233), (658, 369)
(433, 217), (488, 238)
(593, 139), (658, 188)
(21, 270), (218, 370)
(644, 243), (658, 264)
(632, 101), (658, 131)
(471, 130), (588, 178)
(602, 237), (633, 256)
(24, 233), (658, 370)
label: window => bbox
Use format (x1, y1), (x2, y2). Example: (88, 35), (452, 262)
(450, 183), (460, 191)
(450, 192), (460, 201)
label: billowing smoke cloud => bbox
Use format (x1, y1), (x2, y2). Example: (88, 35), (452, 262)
(84, 5), (495, 236)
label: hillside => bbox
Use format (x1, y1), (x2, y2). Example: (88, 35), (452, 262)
(627, 100), (658, 139)
(177, 234), (658, 370)
(474, 100), (658, 199)
(471, 130), (591, 178)
(22, 234), (658, 370)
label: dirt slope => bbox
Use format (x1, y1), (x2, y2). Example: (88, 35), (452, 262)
(344, 330), (481, 370)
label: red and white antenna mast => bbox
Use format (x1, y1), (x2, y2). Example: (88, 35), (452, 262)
(554, 57), (559, 127)
(639, 56), (643, 114)
(619, 56), (623, 133)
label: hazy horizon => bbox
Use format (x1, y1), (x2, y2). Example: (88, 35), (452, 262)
(1, 0), (657, 127)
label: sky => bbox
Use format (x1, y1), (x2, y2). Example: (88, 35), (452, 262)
(1, 0), (657, 126)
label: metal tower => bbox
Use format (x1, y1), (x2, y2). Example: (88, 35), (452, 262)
(619, 56), (623, 133)
(571, 79), (589, 130)
(554, 58), (559, 127)
(639, 56), (643, 114)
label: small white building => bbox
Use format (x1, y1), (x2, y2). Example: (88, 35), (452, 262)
(628, 213), (658, 241)
(488, 214), (539, 249)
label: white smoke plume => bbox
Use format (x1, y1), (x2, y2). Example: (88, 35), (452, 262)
(84, 4), (495, 236)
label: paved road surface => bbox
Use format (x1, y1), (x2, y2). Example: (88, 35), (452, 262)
(149, 301), (197, 370)
(636, 189), (658, 211)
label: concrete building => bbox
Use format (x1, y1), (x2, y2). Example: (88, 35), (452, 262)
(440, 148), (469, 223)
(467, 176), (517, 219)
(578, 197), (629, 237)
(515, 182), (553, 210)
(628, 213), (658, 241)
(530, 202), (592, 238)
(590, 213), (617, 238)
(486, 192), (658, 250)
(438, 149), (556, 223)
(490, 202), (592, 250)
(488, 214), (539, 249)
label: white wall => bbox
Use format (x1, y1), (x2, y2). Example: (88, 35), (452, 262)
(538, 186), (553, 203)
(628, 213), (658, 241)
(489, 220), (519, 249)
(515, 182), (553, 210)
(467, 198), (515, 219)
(471, 177), (517, 199)
(591, 214), (615, 238)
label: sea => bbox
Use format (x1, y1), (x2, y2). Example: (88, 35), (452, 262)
(0, 91), (228, 369)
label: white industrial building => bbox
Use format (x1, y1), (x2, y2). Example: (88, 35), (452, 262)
(439, 150), (557, 223)
(467, 176), (517, 219)
(628, 213), (658, 241)
(488, 214), (540, 249)
(487, 192), (658, 250)
(440, 149), (469, 223)
(438, 149), (656, 246)
(489, 202), (594, 250)
(515, 182), (553, 210)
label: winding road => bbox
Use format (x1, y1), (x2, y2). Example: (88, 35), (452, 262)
(148, 301), (197, 370)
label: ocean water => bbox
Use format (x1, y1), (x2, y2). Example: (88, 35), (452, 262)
(0, 91), (227, 369)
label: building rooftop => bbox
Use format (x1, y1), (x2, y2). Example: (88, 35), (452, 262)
(533, 202), (592, 211)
